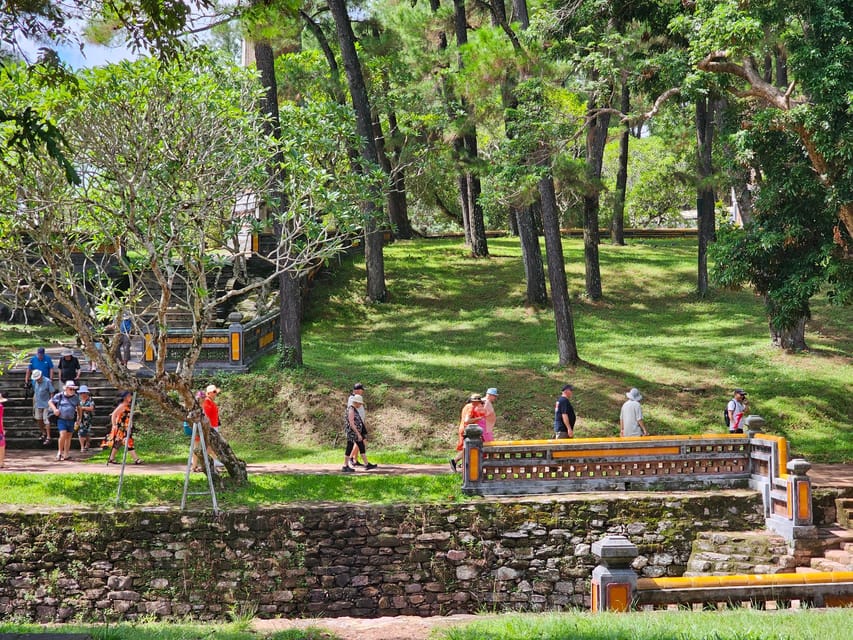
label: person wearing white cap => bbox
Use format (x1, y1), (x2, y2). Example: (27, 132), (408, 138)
(49, 380), (81, 461)
(620, 388), (648, 437)
(58, 349), (81, 385)
(0, 392), (7, 468)
(482, 388), (499, 443)
(77, 385), (95, 451)
(30, 369), (56, 445)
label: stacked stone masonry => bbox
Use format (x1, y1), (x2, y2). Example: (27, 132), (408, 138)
(0, 494), (767, 623)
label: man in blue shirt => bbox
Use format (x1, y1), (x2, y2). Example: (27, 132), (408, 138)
(553, 384), (576, 439)
(25, 347), (54, 385)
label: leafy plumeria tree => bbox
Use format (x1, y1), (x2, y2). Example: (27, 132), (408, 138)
(0, 52), (365, 482)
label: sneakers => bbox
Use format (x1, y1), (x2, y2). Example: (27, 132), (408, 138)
(341, 465), (355, 473)
(352, 460), (364, 467)
(365, 463), (378, 470)
(449, 459), (457, 473)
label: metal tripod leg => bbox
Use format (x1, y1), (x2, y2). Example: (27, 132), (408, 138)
(180, 420), (219, 514)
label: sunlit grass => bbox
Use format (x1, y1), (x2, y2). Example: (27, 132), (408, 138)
(0, 471), (464, 508)
(0, 622), (334, 640)
(441, 609), (853, 640)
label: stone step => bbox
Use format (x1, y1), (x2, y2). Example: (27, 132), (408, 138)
(824, 549), (853, 566)
(810, 557), (853, 572)
(837, 498), (853, 528)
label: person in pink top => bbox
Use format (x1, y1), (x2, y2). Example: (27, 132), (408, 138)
(481, 387), (499, 443)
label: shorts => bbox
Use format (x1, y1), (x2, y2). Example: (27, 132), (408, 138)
(34, 406), (51, 424)
(554, 430), (572, 439)
(57, 418), (76, 433)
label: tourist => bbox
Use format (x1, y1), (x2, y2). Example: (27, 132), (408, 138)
(347, 383), (367, 467)
(77, 385), (95, 451)
(106, 391), (142, 465)
(25, 347), (54, 385)
(450, 394), (486, 472)
(202, 384), (225, 470)
(482, 388), (499, 443)
(727, 388), (748, 434)
(342, 394), (376, 473)
(30, 369), (55, 445)
(0, 392), (7, 468)
(49, 380), (81, 461)
(57, 349), (81, 385)
(619, 388), (648, 437)
(553, 384), (576, 439)
(108, 312), (133, 366)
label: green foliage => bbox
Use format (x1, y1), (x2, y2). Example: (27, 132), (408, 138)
(711, 124), (851, 334)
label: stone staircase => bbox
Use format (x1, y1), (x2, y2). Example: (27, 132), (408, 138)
(1, 347), (122, 449)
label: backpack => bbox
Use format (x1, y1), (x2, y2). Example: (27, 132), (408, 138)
(723, 408), (730, 427)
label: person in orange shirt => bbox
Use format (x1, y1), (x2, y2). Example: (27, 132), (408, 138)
(450, 394), (486, 472)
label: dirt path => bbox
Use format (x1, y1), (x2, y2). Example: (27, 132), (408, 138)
(251, 613), (494, 640)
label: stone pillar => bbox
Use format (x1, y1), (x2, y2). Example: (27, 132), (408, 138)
(461, 425), (484, 496)
(744, 414), (765, 437)
(228, 312), (244, 367)
(591, 535), (639, 612)
(786, 459), (814, 528)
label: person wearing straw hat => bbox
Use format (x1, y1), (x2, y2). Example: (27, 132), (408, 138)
(0, 392), (7, 468)
(450, 394), (486, 472)
(620, 388), (648, 437)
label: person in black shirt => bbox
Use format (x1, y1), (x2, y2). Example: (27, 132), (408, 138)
(553, 384), (576, 439)
(58, 349), (81, 385)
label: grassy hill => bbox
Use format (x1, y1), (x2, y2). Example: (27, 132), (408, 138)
(214, 237), (851, 464)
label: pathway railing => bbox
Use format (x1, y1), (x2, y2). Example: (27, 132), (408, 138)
(142, 311), (279, 373)
(461, 422), (814, 541)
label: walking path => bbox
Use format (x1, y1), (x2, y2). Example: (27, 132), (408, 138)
(2, 449), (852, 487)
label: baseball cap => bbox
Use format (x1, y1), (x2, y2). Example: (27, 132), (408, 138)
(562, 384), (574, 392)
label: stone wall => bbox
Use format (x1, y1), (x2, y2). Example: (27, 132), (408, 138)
(0, 492), (765, 622)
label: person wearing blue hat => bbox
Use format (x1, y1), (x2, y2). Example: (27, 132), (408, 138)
(77, 385), (95, 452)
(482, 388), (499, 443)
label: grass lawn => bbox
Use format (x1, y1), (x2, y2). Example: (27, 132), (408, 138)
(2, 609), (851, 639)
(3, 237), (851, 473)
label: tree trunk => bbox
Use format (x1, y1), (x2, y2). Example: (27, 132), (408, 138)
(769, 316), (808, 351)
(539, 174), (579, 366)
(253, 39), (306, 367)
(372, 106), (410, 238)
(775, 45), (788, 89)
(516, 205), (547, 305)
(454, 0), (488, 258)
(327, 0), (387, 302)
(386, 108), (413, 239)
(696, 96), (716, 297)
(610, 78), (629, 245)
(584, 104), (610, 300)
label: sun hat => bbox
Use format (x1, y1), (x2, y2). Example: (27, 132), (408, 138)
(205, 384), (220, 394)
(78, 385), (90, 394)
(64, 380), (77, 389)
(61, 349), (73, 356)
(468, 394), (483, 403)
(351, 394), (365, 405)
(626, 388), (643, 402)
(0, 392), (7, 403)
(485, 388), (499, 397)
(31, 370), (43, 381)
